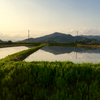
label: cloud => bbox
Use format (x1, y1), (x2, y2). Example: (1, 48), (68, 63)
(0, 28), (100, 41)
(0, 33), (25, 42)
(80, 28), (100, 35)
(68, 28), (100, 36)
(0, 30), (50, 41)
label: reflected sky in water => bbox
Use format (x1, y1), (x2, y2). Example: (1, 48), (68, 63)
(0, 46), (28, 59)
(25, 46), (100, 63)
(0, 46), (100, 63)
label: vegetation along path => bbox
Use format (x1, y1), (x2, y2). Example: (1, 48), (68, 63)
(0, 43), (46, 62)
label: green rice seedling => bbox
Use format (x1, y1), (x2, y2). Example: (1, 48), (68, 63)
(0, 61), (100, 100)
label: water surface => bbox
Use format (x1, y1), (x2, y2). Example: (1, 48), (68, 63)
(25, 46), (100, 63)
(0, 46), (29, 59)
(0, 46), (100, 63)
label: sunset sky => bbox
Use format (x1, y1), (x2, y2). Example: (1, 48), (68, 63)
(0, 0), (100, 41)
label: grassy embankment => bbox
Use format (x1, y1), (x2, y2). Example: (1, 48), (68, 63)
(0, 42), (77, 47)
(0, 61), (100, 100)
(48, 43), (100, 48)
(0, 42), (42, 48)
(0, 42), (100, 48)
(77, 43), (100, 48)
(47, 43), (77, 47)
(0, 43), (46, 62)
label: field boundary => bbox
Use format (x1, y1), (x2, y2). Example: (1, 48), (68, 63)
(0, 44), (46, 62)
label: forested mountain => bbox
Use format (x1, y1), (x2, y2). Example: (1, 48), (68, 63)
(79, 35), (100, 41)
(18, 32), (80, 43)
(18, 32), (100, 43)
(0, 39), (3, 42)
(79, 38), (99, 43)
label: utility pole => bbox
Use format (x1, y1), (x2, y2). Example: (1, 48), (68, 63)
(74, 36), (75, 43)
(74, 31), (78, 43)
(76, 31), (78, 43)
(28, 30), (30, 43)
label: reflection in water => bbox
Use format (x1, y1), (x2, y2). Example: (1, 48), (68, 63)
(40, 46), (100, 54)
(75, 47), (77, 59)
(0, 46), (100, 63)
(0, 46), (29, 59)
(25, 46), (100, 63)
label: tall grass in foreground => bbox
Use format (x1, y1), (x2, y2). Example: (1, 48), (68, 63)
(0, 61), (100, 100)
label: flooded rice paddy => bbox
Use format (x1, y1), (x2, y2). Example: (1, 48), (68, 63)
(0, 46), (100, 63)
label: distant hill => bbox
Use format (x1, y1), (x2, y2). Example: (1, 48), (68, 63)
(0, 39), (3, 42)
(44, 40), (57, 43)
(79, 38), (99, 43)
(18, 32), (83, 43)
(79, 35), (100, 41)
(18, 32), (100, 43)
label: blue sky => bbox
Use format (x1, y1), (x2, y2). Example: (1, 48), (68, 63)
(0, 0), (100, 41)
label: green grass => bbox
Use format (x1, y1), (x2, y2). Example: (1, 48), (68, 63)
(0, 61), (100, 100)
(0, 44), (46, 62)
(0, 42), (100, 48)
(48, 43), (77, 47)
(0, 43), (42, 48)
(12, 42), (42, 46)
(0, 42), (77, 47)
